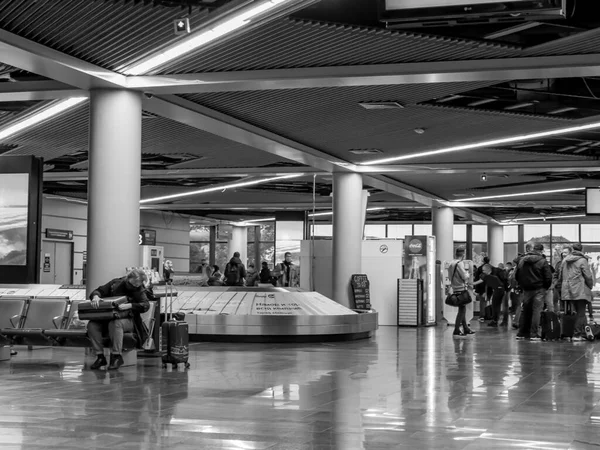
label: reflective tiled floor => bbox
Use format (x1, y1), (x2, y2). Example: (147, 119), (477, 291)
(2, 324), (600, 449)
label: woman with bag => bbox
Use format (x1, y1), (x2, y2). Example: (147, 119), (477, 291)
(447, 247), (475, 339)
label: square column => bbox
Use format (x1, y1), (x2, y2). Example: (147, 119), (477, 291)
(86, 90), (142, 294)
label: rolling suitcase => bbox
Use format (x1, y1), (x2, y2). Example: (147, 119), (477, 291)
(561, 303), (577, 340)
(161, 282), (190, 369)
(540, 311), (561, 341)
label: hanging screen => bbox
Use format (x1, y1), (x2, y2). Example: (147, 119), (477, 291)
(0, 173), (29, 265)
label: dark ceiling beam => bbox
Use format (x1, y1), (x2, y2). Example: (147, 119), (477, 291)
(131, 54), (600, 94)
(0, 80), (86, 101)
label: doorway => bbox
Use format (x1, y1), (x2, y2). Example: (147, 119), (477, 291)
(41, 241), (73, 285)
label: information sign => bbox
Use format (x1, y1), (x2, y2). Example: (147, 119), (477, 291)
(351, 274), (371, 310)
(46, 228), (73, 240)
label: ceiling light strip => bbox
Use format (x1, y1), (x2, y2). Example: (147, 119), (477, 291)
(0, 97), (87, 141)
(140, 173), (304, 204)
(308, 207), (386, 218)
(503, 214), (587, 223)
(124, 0), (291, 76)
(457, 187), (585, 203)
(361, 121), (600, 166)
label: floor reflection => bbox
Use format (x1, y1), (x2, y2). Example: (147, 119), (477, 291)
(2, 325), (600, 448)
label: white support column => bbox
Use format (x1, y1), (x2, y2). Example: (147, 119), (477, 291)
(432, 205), (454, 322)
(332, 173), (364, 307)
(87, 89), (142, 295)
(229, 226), (248, 265)
(487, 223), (504, 266)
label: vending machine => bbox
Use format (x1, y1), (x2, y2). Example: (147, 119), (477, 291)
(399, 236), (436, 326)
(139, 245), (164, 277)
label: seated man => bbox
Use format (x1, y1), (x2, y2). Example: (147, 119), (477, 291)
(87, 269), (150, 370)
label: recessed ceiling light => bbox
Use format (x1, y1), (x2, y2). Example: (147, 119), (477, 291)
(358, 102), (405, 110)
(349, 148), (383, 155)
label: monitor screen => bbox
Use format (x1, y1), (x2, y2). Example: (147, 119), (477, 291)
(586, 188), (600, 215)
(385, 0), (522, 9)
(0, 173), (29, 265)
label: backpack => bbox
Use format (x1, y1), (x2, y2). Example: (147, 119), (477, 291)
(225, 263), (241, 285)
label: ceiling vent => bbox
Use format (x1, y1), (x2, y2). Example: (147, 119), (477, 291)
(349, 148), (383, 155)
(358, 101), (405, 110)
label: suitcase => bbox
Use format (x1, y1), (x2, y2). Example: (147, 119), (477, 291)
(78, 296), (129, 321)
(161, 283), (190, 369)
(541, 311), (561, 341)
(484, 303), (493, 321)
(561, 313), (577, 339)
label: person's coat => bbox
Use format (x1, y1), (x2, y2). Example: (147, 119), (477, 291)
(559, 251), (594, 301)
(273, 262), (300, 288)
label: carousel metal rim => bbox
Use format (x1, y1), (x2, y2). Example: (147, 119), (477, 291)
(186, 311), (379, 336)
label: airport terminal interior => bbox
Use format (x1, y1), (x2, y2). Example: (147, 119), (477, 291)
(4, 0), (600, 448)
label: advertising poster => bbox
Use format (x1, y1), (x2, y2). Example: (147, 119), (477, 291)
(0, 174), (29, 266)
(403, 235), (427, 280)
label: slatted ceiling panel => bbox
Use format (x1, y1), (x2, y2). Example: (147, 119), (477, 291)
(2, 101), (291, 168)
(524, 28), (600, 57)
(0, 0), (221, 71)
(182, 84), (572, 163)
(160, 18), (522, 74)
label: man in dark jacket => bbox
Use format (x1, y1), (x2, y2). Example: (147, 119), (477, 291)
(87, 269), (150, 370)
(514, 243), (553, 341)
(224, 252), (246, 286)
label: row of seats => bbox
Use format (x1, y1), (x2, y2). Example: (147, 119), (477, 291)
(0, 296), (140, 350)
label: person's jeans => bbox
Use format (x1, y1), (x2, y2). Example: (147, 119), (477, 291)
(87, 318), (134, 355)
(573, 300), (588, 337)
(518, 289), (545, 338)
(454, 304), (468, 333)
(491, 288), (505, 323)
(477, 293), (486, 319)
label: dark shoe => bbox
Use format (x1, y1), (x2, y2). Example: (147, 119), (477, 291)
(488, 321), (498, 327)
(453, 331), (467, 339)
(516, 335), (527, 341)
(465, 328), (476, 335)
(511, 323), (519, 330)
(108, 354), (124, 370)
(530, 336), (542, 342)
(90, 355), (107, 370)
(585, 325), (595, 341)
(10, 350), (17, 356)
(499, 321), (508, 327)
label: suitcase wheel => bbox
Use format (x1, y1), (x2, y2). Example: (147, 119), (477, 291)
(185, 363), (191, 369)
(172, 364), (177, 369)
(162, 364), (167, 369)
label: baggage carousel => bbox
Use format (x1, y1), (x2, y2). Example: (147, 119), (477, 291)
(0, 284), (378, 343)
(170, 286), (378, 342)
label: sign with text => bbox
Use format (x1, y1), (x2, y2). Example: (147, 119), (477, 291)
(46, 228), (73, 240)
(139, 229), (156, 246)
(351, 274), (371, 310)
(43, 253), (51, 272)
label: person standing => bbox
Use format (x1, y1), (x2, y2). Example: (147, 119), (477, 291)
(273, 252), (300, 288)
(473, 264), (505, 327)
(558, 243), (594, 341)
(514, 243), (553, 341)
(224, 252), (247, 286)
(162, 260), (174, 284)
(447, 247), (475, 338)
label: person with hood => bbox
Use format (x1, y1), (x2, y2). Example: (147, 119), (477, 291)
(514, 243), (553, 341)
(224, 251), (246, 286)
(557, 243), (594, 341)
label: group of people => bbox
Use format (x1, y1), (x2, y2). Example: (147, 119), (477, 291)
(449, 242), (597, 341)
(193, 252), (300, 288)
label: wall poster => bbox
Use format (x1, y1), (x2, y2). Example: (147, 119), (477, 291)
(0, 173), (29, 266)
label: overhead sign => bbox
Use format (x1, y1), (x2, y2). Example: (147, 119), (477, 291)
(46, 228), (73, 240)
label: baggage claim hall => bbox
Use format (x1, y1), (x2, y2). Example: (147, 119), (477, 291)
(3, 0), (600, 448)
